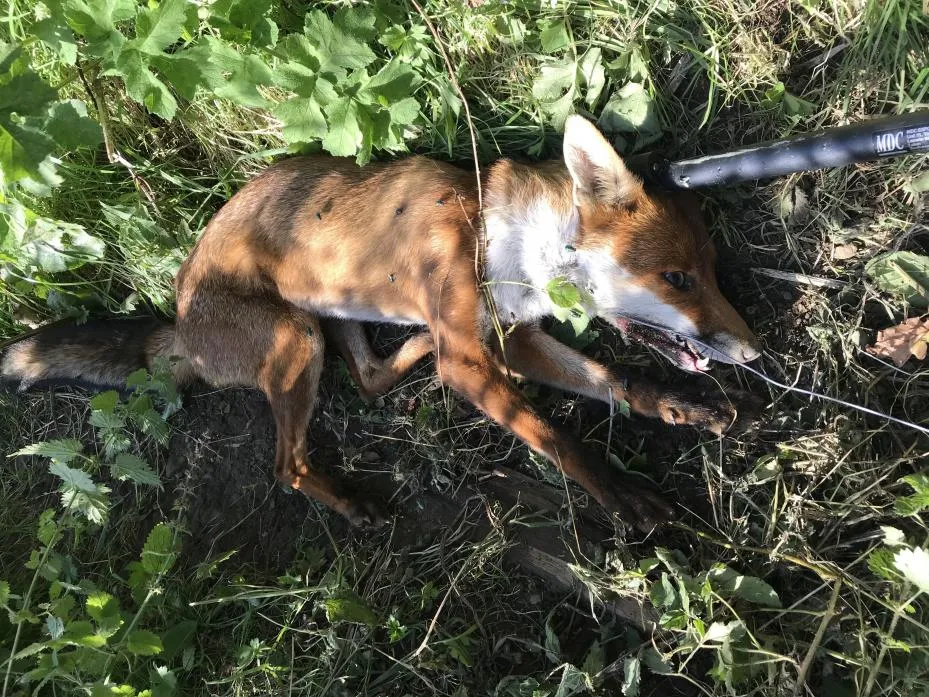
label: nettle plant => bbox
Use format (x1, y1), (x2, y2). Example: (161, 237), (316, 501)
(1, 364), (188, 696)
(1, 0), (452, 312)
(864, 475), (929, 692)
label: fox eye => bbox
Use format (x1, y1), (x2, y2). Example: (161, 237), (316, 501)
(663, 271), (692, 290)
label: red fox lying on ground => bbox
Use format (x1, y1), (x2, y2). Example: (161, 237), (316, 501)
(2, 116), (760, 532)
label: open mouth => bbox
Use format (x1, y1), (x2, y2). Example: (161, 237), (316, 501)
(613, 318), (711, 373)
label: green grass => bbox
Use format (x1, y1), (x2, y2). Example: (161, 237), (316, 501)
(2, 0), (929, 695)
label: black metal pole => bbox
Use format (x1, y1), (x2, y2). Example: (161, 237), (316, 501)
(633, 111), (929, 190)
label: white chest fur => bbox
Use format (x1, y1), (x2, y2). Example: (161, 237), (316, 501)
(483, 199), (582, 323)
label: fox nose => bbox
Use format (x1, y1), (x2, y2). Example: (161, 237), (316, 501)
(740, 344), (761, 363)
(707, 332), (762, 365)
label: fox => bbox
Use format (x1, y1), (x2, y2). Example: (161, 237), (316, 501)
(1, 115), (760, 532)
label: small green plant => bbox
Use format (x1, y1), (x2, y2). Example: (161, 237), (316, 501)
(546, 276), (593, 338)
(1, 366), (187, 695)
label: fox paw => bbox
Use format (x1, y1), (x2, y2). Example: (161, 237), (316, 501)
(589, 468), (676, 534)
(657, 389), (763, 436)
(341, 495), (389, 528)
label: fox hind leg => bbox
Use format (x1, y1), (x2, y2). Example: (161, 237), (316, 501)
(322, 319), (434, 401)
(177, 297), (384, 526)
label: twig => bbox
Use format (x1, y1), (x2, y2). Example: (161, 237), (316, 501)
(861, 589), (921, 697)
(677, 524), (844, 582)
(412, 540), (481, 658)
(752, 267), (848, 289)
(793, 578), (842, 697)
(78, 63), (160, 212)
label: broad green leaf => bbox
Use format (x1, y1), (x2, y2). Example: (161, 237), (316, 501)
(107, 48), (177, 120)
(746, 454), (781, 485)
(378, 24), (430, 65)
(578, 48), (605, 107)
(86, 591), (122, 636)
(276, 33), (322, 76)
(11, 439), (84, 464)
(649, 572), (678, 609)
(126, 368), (150, 389)
(641, 646), (673, 675)
(333, 6), (377, 42)
(895, 473), (929, 516)
(206, 38), (272, 107)
(894, 546), (929, 593)
(273, 97), (327, 145)
(127, 395), (170, 444)
(44, 100), (103, 151)
(141, 523), (178, 575)
(62, 619), (106, 647)
(303, 9), (376, 76)
(762, 81), (786, 109)
(906, 171), (929, 194)
(132, 0), (189, 55)
(61, 485), (110, 525)
(111, 452), (161, 487)
(0, 57), (57, 186)
(13, 215), (105, 273)
(60, 0), (136, 37)
(49, 461), (97, 493)
(532, 58), (575, 102)
(61, 0), (136, 64)
(210, 0), (277, 47)
(152, 45), (224, 101)
(228, 0), (278, 47)
(621, 655), (641, 697)
(322, 97), (362, 157)
(91, 683), (137, 697)
(868, 547), (898, 581)
(597, 82), (661, 147)
(90, 409), (125, 430)
(538, 18), (569, 52)
(703, 564), (781, 607)
(532, 57), (577, 128)
(321, 592), (378, 625)
(363, 60), (419, 103)
(581, 639), (604, 677)
(33, 17), (78, 64)
(546, 277), (581, 308)
(865, 251), (929, 307)
(783, 92), (817, 117)
(151, 665), (177, 697)
(127, 629), (163, 656)
(91, 390), (119, 414)
(554, 663), (591, 697)
(0, 580), (9, 606)
(161, 620), (197, 660)
(388, 97), (420, 126)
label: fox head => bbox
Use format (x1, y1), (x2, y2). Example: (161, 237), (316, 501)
(562, 115), (760, 372)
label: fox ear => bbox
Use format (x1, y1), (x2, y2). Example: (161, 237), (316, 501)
(563, 115), (642, 206)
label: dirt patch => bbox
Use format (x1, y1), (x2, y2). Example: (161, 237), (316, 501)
(158, 325), (755, 580)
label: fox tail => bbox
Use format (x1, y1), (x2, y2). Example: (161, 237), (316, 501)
(1, 318), (183, 392)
